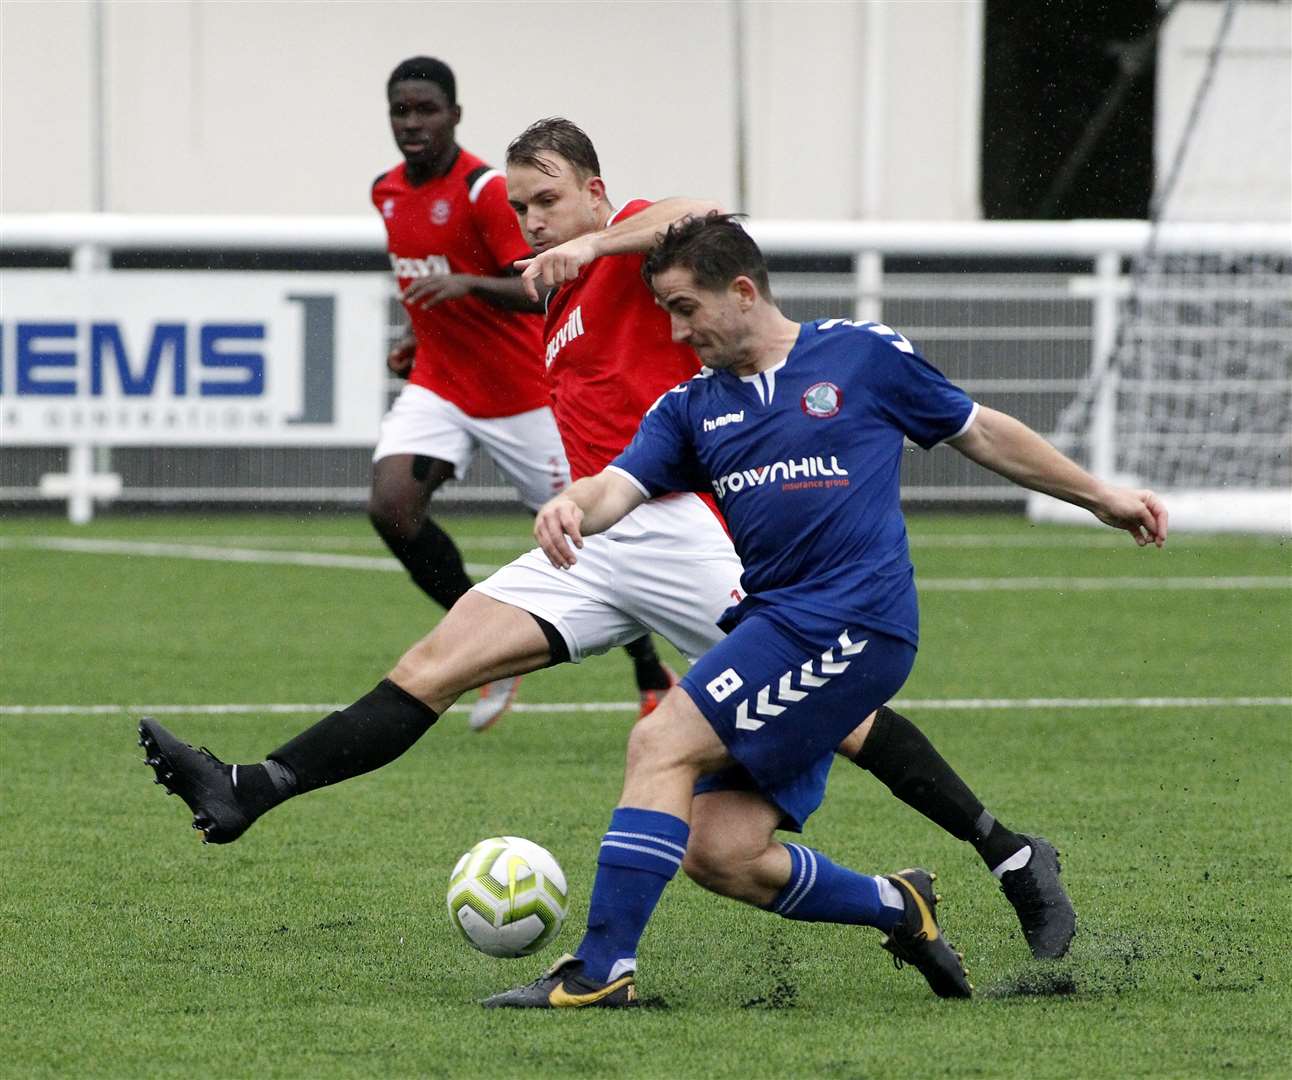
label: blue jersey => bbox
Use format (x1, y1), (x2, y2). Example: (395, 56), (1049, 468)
(609, 319), (976, 647)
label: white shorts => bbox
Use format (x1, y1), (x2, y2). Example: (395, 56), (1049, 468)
(373, 384), (569, 510)
(473, 493), (743, 663)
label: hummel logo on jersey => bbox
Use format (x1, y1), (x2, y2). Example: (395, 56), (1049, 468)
(818, 318), (915, 355)
(703, 411), (745, 432)
(733, 631), (868, 731)
(545, 306), (585, 368)
(713, 455), (848, 498)
(390, 254), (450, 279)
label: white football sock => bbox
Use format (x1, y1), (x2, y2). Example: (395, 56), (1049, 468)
(607, 958), (637, 981)
(874, 876), (905, 911)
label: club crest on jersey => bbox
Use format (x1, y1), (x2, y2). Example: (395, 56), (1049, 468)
(381, 198), (396, 220)
(802, 381), (842, 418)
(430, 199), (452, 225)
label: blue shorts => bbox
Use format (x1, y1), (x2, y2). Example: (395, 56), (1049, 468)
(683, 615), (916, 831)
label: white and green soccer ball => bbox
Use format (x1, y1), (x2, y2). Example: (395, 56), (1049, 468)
(446, 836), (569, 958)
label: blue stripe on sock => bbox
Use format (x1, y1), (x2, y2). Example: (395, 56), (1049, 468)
(775, 843), (818, 916)
(768, 844), (887, 928)
(771, 843), (804, 915)
(576, 807), (691, 983)
(599, 838), (683, 870)
(609, 807), (690, 845)
(604, 830), (688, 857)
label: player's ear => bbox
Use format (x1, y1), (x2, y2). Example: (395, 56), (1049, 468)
(586, 175), (607, 205)
(732, 275), (759, 309)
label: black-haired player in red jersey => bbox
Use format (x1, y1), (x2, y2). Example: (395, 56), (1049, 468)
(369, 58), (673, 729)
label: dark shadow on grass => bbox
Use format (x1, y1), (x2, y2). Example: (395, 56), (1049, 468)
(980, 967), (1079, 999)
(982, 928), (1157, 999)
(740, 932), (799, 1009)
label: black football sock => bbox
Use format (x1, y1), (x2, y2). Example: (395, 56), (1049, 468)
(853, 705), (1027, 871)
(265, 678), (439, 795)
(230, 759), (298, 817)
(382, 518), (473, 610)
(622, 636), (672, 691)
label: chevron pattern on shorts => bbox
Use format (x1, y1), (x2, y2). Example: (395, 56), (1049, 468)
(734, 630), (868, 732)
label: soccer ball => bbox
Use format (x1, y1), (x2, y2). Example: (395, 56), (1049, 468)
(446, 836), (569, 958)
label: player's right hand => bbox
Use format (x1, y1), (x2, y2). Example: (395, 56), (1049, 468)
(1094, 486), (1169, 548)
(515, 235), (600, 301)
(387, 336), (416, 378)
(534, 496), (585, 569)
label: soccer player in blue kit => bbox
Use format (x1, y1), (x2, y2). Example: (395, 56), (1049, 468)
(484, 214), (1169, 1008)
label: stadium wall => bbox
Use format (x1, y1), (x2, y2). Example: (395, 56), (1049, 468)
(0, 0), (983, 220)
(1156, 1), (1292, 222)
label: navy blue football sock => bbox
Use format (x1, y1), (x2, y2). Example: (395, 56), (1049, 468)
(575, 807), (690, 983)
(767, 843), (904, 931)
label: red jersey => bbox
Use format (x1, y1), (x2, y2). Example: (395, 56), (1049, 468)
(543, 200), (703, 480)
(373, 148), (548, 418)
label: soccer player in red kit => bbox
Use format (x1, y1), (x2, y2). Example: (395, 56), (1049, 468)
(370, 58), (673, 728)
(141, 117), (1074, 967)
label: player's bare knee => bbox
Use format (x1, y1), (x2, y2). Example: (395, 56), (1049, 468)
(683, 838), (762, 900)
(387, 628), (463, 708)
(626, 706), (700, 786)
(682, 836), (733, 894)
(623, 712), (677, 778)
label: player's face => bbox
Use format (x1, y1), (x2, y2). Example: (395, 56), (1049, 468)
(388, 80), (460, 171)
(652, 268), (754, 372)
(506, 155), (604, 252)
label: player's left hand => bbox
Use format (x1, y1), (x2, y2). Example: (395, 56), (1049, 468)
(402, 274), (474, 310)
(534, 496), (585, 570)
(1094, 486), (1169, 548)
(515, 236), (599, 300)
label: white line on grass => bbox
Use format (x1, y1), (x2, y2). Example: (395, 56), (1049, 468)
(917, 576), (1292, 591)
(3, 696), (1288, 717)
(86, 534), (531, 551)
(0, 537), (497, 578)
(4, 537), (1288, 591)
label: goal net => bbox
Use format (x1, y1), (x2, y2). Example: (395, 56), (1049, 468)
(1029, 0), (1292, 533)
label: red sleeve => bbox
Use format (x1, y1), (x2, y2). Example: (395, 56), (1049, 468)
(610, 198), (653, 225)
(471, 175), (533, 272)
(370, 170), (392, 212)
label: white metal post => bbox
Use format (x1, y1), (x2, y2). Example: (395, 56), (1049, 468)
(854, 250), (883, 324)
(1089, 250), (1123, 480)
(57, 242), (117, 522)
(39, 443), (123, 525)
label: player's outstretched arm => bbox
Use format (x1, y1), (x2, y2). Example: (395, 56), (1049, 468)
(534, 471), (647, 569)
(517, 197), (723, 300)
(402, 272), (543, 313)
(949, 406), (1168, 547)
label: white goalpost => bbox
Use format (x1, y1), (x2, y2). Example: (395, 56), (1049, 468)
(1028, 0), (1292, 534)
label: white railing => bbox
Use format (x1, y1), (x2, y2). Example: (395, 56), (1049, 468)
(5, 212), (1288, 255)
(2, 215), (1289, 523)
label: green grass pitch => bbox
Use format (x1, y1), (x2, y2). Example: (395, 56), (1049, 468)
(1, 510), (1289, 1079)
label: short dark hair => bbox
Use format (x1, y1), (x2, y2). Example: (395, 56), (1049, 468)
(642, 213), (772, 301)
(387, 56), (456, 104)
(506, 117), (601, 180)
